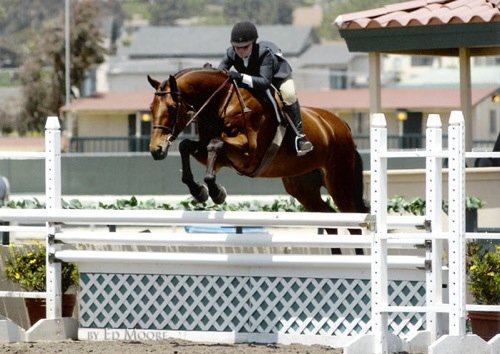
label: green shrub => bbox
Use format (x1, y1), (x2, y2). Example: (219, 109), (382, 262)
(4, 241), (78, 293)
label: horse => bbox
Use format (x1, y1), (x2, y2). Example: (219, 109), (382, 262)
(147, 68), (368, 250)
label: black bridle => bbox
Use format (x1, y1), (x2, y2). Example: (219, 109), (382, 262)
(152, 90), (192, 139)
(151, 78), (231, 140)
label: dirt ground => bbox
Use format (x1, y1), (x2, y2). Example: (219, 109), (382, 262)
(0, 340), (343, 354)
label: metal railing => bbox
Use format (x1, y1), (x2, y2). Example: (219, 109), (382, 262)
(68, 135), (195, 153)
(68, 134), (496, 154)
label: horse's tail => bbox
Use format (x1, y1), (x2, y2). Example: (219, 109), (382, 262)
(354, 150), (370, 213)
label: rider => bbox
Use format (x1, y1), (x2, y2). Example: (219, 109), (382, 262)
(218, 21), (313, 156)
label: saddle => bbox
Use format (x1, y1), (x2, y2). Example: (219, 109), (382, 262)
(233, 81), (289, 127)
(227, 83), (288, 177)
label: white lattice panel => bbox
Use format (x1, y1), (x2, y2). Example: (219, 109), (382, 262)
(80, 273), (425, 338)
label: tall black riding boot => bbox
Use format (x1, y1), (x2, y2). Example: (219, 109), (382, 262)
(284, 101), (313, 156)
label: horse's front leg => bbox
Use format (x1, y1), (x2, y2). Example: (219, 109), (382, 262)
(179, 139), (208, 203)
(204, 138), (227, 204)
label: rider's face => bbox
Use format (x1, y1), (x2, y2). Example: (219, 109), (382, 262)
(234, 43), (253, 60)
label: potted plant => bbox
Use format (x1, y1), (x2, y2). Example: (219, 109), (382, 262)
(4, 240), (78, 325)
(466, 241), (500, 341)
(465, 196), (486, 232)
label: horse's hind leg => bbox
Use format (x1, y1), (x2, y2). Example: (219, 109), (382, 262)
(282, 170), (344, 254)
(204, 138), (227, 204)
(323, 150), (367, 255)
(282, 170), (332, 212)
(179, 139), (208, 203)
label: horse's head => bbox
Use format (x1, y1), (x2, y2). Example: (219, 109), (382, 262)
(147, 74), (194, 160)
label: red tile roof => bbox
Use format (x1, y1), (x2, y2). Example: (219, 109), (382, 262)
(61, 91), (152, 113)
(335, 0), (500, 30)
(61, 86), (498, 113)
(299, 86), (498, 110)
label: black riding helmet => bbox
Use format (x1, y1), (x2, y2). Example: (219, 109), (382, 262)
(230, 21), (258, 47)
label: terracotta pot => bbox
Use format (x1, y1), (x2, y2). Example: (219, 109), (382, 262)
(24, 293), (76, 326)
(468, 310), (500, 342)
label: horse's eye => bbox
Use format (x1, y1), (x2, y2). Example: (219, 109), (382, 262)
(167, 105), (176, 115)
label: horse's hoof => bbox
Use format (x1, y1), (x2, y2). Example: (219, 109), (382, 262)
(192, 184), (209, 203)
(211, 186), (227, 204)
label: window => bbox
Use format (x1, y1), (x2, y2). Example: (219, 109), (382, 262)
(329, 69), (347, 89)
(490, 109), (498, 134)
(474, 56), (500, 66)
(411, 56), (434, 67)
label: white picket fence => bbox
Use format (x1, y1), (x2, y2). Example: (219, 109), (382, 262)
(0, 114), (499, 353)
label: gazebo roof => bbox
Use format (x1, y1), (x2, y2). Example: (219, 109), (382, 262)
(335, 0), (500, 56)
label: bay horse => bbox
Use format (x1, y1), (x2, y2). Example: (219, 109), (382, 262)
(147, 68), (368, 233)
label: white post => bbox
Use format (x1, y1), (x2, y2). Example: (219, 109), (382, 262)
(425, 114), (444, 341)
(45, 116), (62, 319)
(369, 52), (382, 115)
(370, 113), (389, 353)
(459, 48), (473, 154)
(447, 111), (466, 336)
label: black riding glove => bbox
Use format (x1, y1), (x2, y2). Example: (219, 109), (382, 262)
(228, 71), (243, 82)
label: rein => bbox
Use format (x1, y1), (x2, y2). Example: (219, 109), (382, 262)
(183, 77), (230, 127)
(152, 78), (230, 136)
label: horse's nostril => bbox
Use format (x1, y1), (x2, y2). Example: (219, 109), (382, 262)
(150, 145), (166, 160)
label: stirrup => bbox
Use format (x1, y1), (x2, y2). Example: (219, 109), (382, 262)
(295, 135), (313, 156)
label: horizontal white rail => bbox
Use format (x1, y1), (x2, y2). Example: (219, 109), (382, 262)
(55, 232), (422, 248)
(55, 250), (425, 269)
(0, 209), (371, 228)
(0, 225), (46, 233)
(383, 150), (500, 159)
(0, 209), (428, 229)
(466, 304), (500, 312)
(466, 232), (500, 240)
(0, 290), (46, 299)
(387, 215), (426, 228)
(383, 232), (449, 240)
(465, 151), (500, 159)
(382, 150), (448, 159)
(0, 152), (45, 159)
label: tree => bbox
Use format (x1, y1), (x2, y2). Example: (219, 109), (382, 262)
(18, 0), (106, 134)
(0, 0), (61, 34)
(18, 41), (50, 134)
(149, 0), (205, 26)
(223, 0), (294, 24)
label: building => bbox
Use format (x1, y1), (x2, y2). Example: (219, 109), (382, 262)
(106, 25), (317, 92)
(62, 22), (499, 153)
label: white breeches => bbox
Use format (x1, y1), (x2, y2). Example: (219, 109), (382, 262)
(279, 79), (297, 106)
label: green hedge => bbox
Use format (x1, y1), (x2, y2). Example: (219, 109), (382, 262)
(3, 195), (484, 214)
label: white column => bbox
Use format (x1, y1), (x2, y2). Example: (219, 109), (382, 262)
(425, 114), (444, 341)
(447, 111), (466, 336)
(45, 116), (62, 319)
(459, 48), (473, 154)
(369, 52), (382, 115)
(370, 113), (388, 353)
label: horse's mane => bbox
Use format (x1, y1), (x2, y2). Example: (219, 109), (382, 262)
(174, 66), (224, 79)
(157, 67), (224, 91)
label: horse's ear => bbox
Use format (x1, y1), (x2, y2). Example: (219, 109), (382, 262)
(147, 75), (160, 90)
(203, 62), (213, 68)
(168, 75), (178, 98)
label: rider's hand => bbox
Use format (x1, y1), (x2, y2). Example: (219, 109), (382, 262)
(228, 71), (242, 82)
